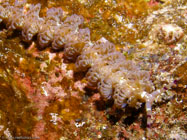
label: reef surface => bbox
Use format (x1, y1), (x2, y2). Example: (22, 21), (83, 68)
(0, 0), (186, 139)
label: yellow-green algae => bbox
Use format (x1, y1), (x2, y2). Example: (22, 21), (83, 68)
(0, 36), (38, 138)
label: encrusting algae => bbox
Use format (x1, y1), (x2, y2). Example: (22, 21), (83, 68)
(0, 0), (186, 139)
